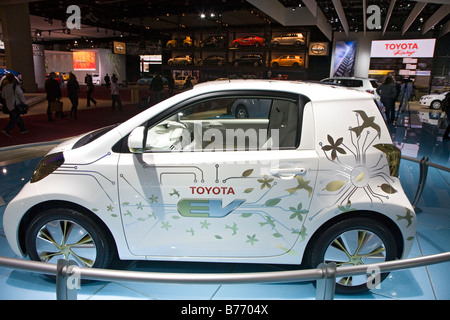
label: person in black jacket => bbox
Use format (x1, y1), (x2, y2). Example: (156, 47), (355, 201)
(376, 76), (397, 124)
(442, 92), (450, 140)
(45, 72), (62, 121)
(85, 74), (97, 107)
(150, 73), (164, 104)
(67, 73), (80, 119)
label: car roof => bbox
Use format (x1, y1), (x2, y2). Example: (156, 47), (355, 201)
(323, 77), (373, 81)
(193, 79), (371, 103)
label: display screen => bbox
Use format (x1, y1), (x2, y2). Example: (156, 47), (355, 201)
(73, 51), (96, 70)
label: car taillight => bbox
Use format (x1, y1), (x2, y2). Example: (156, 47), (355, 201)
(374, 144), (401, 177)
(366, 89), (375, 94)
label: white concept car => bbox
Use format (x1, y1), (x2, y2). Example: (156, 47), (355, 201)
(3, 80), (416, 293)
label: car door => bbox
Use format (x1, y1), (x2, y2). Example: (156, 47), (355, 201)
(117, 91), (318, 260)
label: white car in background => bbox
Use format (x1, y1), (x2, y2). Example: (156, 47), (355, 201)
(321, 77), (381, 101)
(3, 80), (415, 294)
(419, 91), (448, 110)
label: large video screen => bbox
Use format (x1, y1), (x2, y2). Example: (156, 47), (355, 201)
(73, 51), (96, 70)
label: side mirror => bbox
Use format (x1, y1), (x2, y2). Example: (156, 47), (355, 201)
(128, 126), (145, 153)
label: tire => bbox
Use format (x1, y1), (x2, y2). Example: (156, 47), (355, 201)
(25, 207), (115, 269)
(305, 216), (397, 294)
(430, 100), (441, 110)
(235, 105), (249, 119)
(271, 62), (278, 67)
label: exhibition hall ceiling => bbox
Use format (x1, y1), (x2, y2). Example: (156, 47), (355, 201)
(0, 0), (449, 43)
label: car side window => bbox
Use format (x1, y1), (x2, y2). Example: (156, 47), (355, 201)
(143, 95), (299, 152)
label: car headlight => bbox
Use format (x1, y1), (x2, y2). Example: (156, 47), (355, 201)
(31, 152), (65, 183)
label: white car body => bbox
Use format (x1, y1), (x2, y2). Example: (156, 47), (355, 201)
(3, 80), (415, 292)
(321, 77), (381, 101)
(419, 91), (448, 110)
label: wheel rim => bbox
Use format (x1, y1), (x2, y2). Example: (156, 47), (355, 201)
(35, 219), (97, 267)
(324, 229), (386, 287)
(236, 107), (249, 119)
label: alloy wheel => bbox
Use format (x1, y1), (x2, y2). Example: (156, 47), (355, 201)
(35, 219), (97, 267)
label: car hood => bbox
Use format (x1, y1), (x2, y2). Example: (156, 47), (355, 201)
(48, 125), (119, 154)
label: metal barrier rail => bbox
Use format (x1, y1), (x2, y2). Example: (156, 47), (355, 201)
(0, 156), (447, 300)
(1, 251), (450, 300)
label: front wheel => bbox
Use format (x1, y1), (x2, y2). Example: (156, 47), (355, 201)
(430, 100), (442, 110)
(25, 208), (115, 269)
(235, 105), (249, 119)
(305, 216), (397, 294)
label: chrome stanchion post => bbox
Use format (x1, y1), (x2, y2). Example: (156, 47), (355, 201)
(56, 259), (78, 300)
(411, 156), (429, 211)
(315, 262), (336, 300)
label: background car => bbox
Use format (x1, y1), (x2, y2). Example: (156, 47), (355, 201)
(166, 37), (196, 48)
(198, 55), (226, 67)
(270, 55), (303, 67)
(419, 91), (448, 110)
(270, 33), (305, 47)
(320, 77), (380, 100)
(168, 55), (193, 66)
(0, 68), (23, 87)
(174, 75), (197, 89)
(231, 98), (271, 118)
(199, 35), (224, 47)
(137, 75), (168, 85)
(231, 54), (263, 67)
(232, 35), (264, 47)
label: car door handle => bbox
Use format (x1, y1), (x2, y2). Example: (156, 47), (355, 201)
(269, 167), (306, 177)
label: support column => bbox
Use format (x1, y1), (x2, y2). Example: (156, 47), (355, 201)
(0, 2), (37, 92)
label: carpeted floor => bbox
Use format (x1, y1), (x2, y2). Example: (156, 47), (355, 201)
(0, 104), (142, 148)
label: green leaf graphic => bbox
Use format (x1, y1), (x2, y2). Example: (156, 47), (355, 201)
(265, 198), (281, 207)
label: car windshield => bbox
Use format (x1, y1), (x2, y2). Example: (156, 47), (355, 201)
(72, 124), (118, 149)
(370, 80), (379, 88)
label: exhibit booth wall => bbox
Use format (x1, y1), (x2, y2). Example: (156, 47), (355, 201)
(330, 31), (436, 78)
(44, 48), (126, 86)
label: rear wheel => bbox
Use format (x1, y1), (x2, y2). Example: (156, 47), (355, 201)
(306, 216), (397, 294)
(25, 208), (115, 269)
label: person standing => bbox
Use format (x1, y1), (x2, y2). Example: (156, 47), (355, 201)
(399, 79), (413, 113)
(150, 73), (164, 104)
(111, 76), (122, 111)
(442, 92), (450, 140)
(67, 73), (80, 119)
(104, 73), (111, 88)
(85, 74), (97, 107)
(376, 76), (397, 124)
(1, 73), (28, 137)
(45, 72), (62, 121)
(167, 73), (174, 96)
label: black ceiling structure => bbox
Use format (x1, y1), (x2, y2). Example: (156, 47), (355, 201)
(0, 0), (449, 45)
